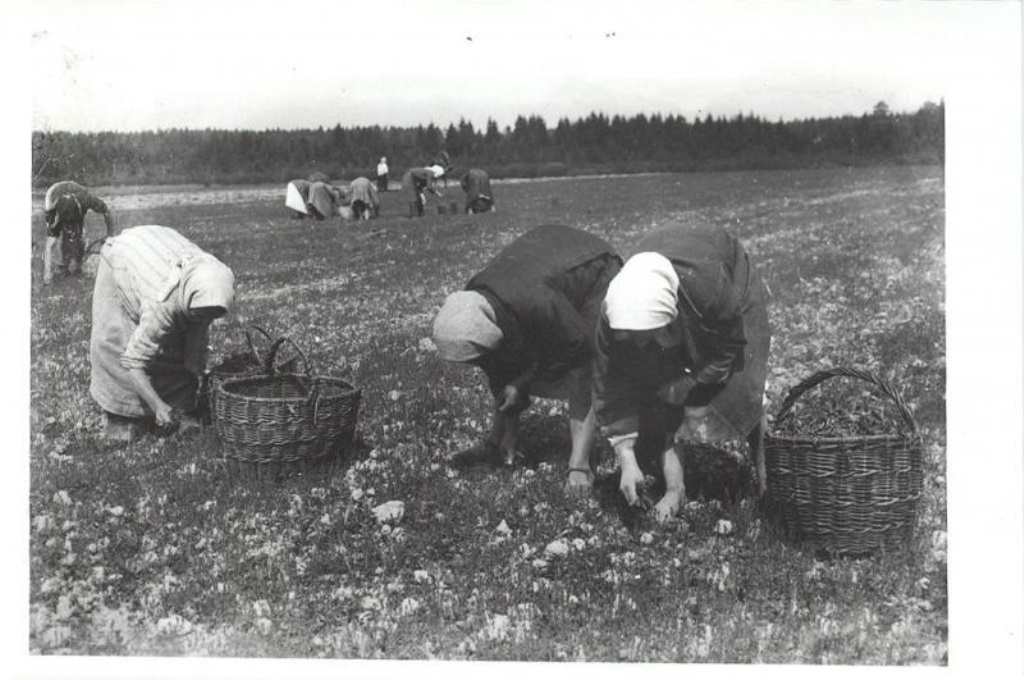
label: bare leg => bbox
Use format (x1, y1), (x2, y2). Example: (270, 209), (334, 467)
(497, 410), (522, 465)
(747, 415), (767, 498)
(652, 444), (686, 523)
(566, 403), (598, 498)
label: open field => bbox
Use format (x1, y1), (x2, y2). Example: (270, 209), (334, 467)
(28, 166), (946, 662)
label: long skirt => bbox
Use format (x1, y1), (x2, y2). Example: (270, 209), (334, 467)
(634, 278), (771, 466)
(307, 182), (337, 219)
(89, 258), (199, 418)
(530, 366), (593, 421)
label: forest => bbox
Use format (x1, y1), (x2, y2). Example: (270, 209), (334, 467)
(31, 100), (944, 187)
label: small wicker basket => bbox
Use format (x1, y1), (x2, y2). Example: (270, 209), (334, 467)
(214, 337), (361, 467)
(764, 367), (923, 555)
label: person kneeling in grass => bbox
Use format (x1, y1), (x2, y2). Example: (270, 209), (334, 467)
(89, 225), (235, 442)
(432, 224), (622, 498)
(593, 222), (771, 522)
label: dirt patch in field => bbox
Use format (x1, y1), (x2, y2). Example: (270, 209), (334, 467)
(30, 173), (669, 213)
(31, 186), (285, 213)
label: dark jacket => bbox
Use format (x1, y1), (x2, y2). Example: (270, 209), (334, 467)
(466, 225), (622, 397)
(461, 168), (494, 211)
(45, 181), (111, 239)
(401, 167), (439, 201)
(594, 222), (770, 438)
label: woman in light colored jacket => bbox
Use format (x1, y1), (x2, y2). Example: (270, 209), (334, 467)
(89, 225), (235, 441)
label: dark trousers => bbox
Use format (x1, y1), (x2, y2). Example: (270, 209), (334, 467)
(61, 229), (85, 275)
(466, 196), (494, 214)
(376, 174), (388, 192)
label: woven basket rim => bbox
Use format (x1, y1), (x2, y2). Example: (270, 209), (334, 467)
(765, 431), (922, 446)
(217, 373), (361, 403)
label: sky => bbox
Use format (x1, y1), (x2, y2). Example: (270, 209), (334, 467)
(21, 0), (966, 133)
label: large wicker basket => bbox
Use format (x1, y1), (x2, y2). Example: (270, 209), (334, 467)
(764, 367), (924, 555)
(214, 338), (362, 466)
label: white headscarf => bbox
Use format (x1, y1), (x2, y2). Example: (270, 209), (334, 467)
(603, 252), (679, 330)
(428, 164), (446, 179)
(432, 291), (503, 362)
(182, 255), (235, 314)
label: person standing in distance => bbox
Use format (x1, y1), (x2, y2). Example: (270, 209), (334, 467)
(376, 157), (389, 192)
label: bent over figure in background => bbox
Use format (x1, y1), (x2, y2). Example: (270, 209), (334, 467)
(461, 168), (496, 214)
(89, 225), (235, 442)
(401, 166), (445, 217)
(593, 221), (771, 522)
(285, 179), (312, 219)
(42, 180), (115, 284)
(432, 225), (622, 498)
(346, 176), (380, 220)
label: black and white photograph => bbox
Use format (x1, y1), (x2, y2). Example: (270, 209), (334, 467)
(4, 0), (1022, 676)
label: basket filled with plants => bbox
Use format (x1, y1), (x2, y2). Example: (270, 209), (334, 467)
(200, 325), (297, 423)
(764, 366), (923, 555)
(213, 337), (361, 468)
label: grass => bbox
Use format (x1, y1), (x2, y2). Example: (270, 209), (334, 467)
(28, 166), (946, 662)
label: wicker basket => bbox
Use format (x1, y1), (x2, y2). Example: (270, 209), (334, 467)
(764, 367), (923, 555)
(202, 326), (297, 422)
(214, 338), (362, 466)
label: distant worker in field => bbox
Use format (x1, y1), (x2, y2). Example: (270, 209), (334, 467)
(346, 176), (380, 220)
(307, 180), (345, 221)
(42, 180), (115, 285)
(432, 224), (623, 498)
(460, 168), (496, 214)
(376, 157), (389, 192)
(593, 222), (771, 523)
(285, 178), (312, 219)
(429, 151), (453, 189)
(402, 165), (445, 217)
(89, 225), (235, 442)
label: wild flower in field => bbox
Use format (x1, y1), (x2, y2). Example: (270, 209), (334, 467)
(610, 551), (637, 567)
(715, 519), (734, 536)
(399, 597), (421, 616)
(156, 613), (193, 636)
(332, 585), (355, 601)
(33, 514), (56, 532)
(544, 539), (569, 557)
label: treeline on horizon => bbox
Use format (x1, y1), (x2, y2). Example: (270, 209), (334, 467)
(31, 100), (943, 188)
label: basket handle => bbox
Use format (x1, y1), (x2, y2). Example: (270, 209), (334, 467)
(243, 325), (277, 368)
(262, 336), (313, 378)
(773, 366), (919, 438)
